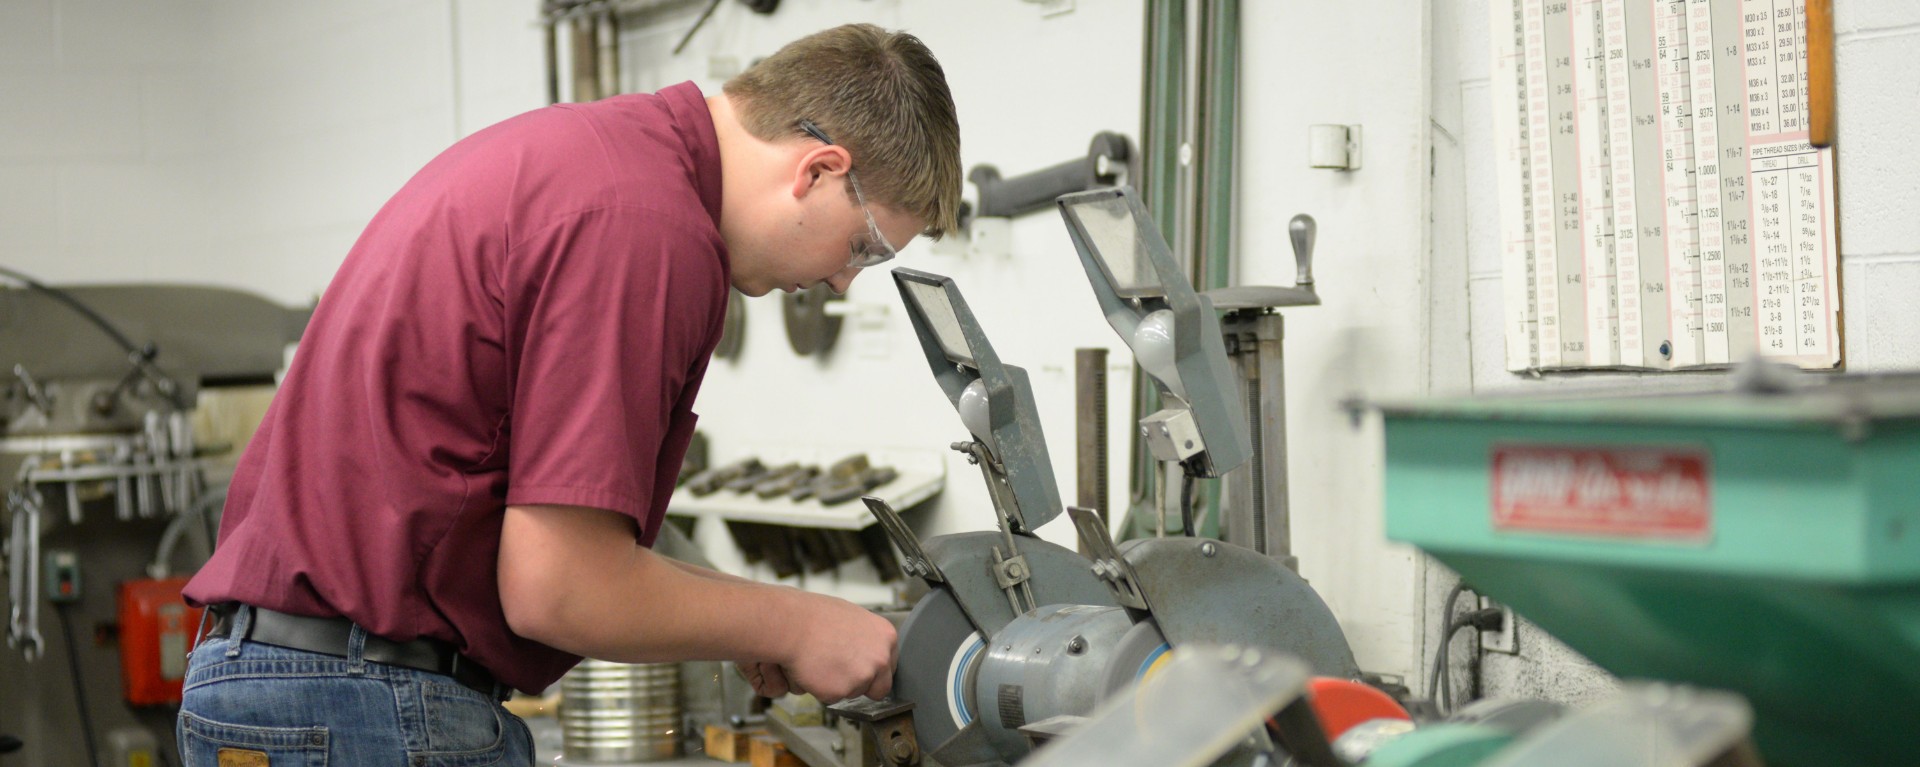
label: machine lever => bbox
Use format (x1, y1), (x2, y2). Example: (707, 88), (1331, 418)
(863, 496), (946, 584)
(1289, 214), (1317, 291)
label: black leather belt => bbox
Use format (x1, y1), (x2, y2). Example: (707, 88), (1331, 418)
(207, 604), (509, 701)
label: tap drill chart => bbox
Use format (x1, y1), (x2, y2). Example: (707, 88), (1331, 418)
(1490, 0), (1841, 372)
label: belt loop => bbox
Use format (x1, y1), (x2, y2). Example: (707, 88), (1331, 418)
(192, 605), (213, 644)
(346, 623), (369, 672)
(223, 605), (253, 659)
(188, 605), (214, 662)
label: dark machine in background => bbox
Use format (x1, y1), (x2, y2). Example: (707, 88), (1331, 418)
(1, 272), (309, 767)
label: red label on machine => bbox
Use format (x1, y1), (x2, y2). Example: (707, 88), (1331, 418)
(1490, 445), (1712, 541)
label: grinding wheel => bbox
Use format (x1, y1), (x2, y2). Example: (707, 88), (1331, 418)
(893, 589), (987, 751)
(1122, 536), (1359, 679)
(782, 284), (844, 356)
(1100, 618), (1173, 699)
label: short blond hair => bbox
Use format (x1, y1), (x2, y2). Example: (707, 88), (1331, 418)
(724, 24), (962, 239)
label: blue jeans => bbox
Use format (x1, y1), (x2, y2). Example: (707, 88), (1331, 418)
(177, 606), (532, 767)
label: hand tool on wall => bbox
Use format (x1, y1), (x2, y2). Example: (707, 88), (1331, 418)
(968, 132), (1132, 220)
(753, 465), (818, 499)
(685, 457), (764, 497)
(5, 485), (45, 660)
(714, 290), (748, 360)
(783, 285), (844, 357)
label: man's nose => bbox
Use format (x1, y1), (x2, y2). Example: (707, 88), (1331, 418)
(826, 266), (860, 294)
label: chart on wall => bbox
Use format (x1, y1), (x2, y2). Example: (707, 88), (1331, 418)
(1490, 0), (1840, 372)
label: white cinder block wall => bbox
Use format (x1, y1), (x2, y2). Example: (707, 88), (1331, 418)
(2, 1), (212, 289)
(1427, 0), (1920, 705)
(0, 0), (545, 306)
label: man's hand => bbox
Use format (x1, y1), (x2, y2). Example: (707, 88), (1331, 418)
(772, 594), (897, 702)
(738, 660), (795, 698)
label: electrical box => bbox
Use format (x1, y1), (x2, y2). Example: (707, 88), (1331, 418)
(117, 577), (203, 706)
(45, 549), (82, 603)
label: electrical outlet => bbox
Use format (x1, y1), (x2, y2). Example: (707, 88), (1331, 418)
(1479, 596), (1517, 654)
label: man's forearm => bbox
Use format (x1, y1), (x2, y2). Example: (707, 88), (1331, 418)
(498, 504), (810, 664)
(499, 503), (898, 701)
(663, 555), (757, 585)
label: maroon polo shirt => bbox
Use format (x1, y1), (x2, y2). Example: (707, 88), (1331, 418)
(185, 82), (729, 693)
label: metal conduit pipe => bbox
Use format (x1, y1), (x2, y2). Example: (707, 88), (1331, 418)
(543, 7), (561, 104)
(1124, 0), (1186, 539)
(541, 0), (658, 105)
(1186, 0), (1241, 537)
(597, 6), (621, 100)
(1195, 0), (1239, 295)
(1123, 0), (1243, 540)
(569, 14), (602, 102)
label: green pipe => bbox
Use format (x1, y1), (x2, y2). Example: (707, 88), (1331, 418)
(1191, 0), (1239, 538)
(1122, 0), (1186, 539)
(1141, 0), (1185, 232)
(1197, 0), (1237, 294)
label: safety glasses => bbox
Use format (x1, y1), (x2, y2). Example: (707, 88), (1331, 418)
(798, 120), (900, 269)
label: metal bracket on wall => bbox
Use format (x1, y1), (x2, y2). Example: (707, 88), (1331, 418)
(782, 285), (844, 357)
(967, 132), (1131, 220)
(673, 0), (781, 55)
(714, 290), (747, 360)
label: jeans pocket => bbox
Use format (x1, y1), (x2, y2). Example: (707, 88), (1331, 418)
(418, 681), (509, 766)
(179, 711), (328, 767)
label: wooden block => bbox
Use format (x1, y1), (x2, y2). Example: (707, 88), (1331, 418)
(749, 734), (802, 767)
(703, 724), (762, 763)
(1807, 0), (1836, 148)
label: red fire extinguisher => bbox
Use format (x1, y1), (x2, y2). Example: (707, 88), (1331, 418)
(117, 577), (203, 706)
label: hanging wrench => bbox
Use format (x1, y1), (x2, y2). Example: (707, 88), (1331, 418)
(115, 441), (135, 521)
(23, 491), (44, 661)
(146, 411), (175, 515)
(171, 411), (197, 515)
(58, 451), (82, 524)
(6, 488), (45, 660)
(6, 494), (24, 647)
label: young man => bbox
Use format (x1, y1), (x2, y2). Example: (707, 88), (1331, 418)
(177, 23), (961, 765)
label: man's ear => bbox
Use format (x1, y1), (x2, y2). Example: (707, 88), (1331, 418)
(789, 146), (852, 199)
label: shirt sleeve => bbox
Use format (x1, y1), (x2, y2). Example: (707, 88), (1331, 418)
(500, 205), (724, 536)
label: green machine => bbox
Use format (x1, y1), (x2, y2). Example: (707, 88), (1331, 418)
(1377, 373), (1920, 765)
